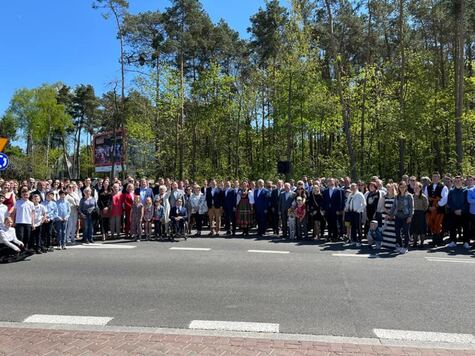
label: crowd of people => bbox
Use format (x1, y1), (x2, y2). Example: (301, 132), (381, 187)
(0, 172), (474, 262)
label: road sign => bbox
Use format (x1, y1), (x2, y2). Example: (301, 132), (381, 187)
(0, 138), (8, 152)
(0, 153), (9, 170)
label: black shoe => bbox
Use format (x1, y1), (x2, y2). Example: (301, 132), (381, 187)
(35, 249), (43, 255)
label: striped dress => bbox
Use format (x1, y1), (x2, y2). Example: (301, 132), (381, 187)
(381, 197), (396, 249)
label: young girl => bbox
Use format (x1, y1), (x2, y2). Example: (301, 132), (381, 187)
(130, 195), (144, 241)
(287, 206), (296, 240)
(412, 182), (429, 247)
(153, 197), (165, 240)
(143, 197), (154, 241)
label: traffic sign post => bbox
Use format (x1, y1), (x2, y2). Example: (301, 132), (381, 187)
(0, 137), (8, 152)
(0, 152), (9, 171)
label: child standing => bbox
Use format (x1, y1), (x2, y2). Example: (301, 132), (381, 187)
(287, 206), (296, 240)
(31, 194), (47, 254)
(41, 191), (58, 252)
(367, 220), (383, 250)
(153, 197), (165, 240)
(130, 195), (144, 241)
(143, 197), (154, 240)
(56, 190), (71, 250)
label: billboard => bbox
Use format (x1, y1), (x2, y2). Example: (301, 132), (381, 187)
(93, 130), (126, 173)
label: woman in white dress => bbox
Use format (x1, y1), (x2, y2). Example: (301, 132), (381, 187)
(381, 183), (397, 249)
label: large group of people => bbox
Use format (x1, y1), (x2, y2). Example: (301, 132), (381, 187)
(0, 172), (474, 262)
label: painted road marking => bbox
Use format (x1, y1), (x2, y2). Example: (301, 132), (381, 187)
(24, 314), (113, 326)
(373, 329), (475, 344)
(169, 247), (211, 251)
(248, 250), (290, 254)
(332, 253), (377, 258)
(68, 243), (136, 249)
(425, 257), (475, 264)
(189, 320), (279, 333)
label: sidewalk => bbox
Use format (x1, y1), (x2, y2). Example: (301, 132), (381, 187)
(0, 326), (472, 355)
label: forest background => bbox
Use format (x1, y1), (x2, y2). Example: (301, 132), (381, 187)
(1, 0), (474, 181)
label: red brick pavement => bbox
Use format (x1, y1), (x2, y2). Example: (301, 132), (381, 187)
(0, 327), (472, 356)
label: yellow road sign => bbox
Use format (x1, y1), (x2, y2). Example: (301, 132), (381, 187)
(0, 138), (8, 152)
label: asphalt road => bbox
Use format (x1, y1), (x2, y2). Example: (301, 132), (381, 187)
(1, 233), (474, 339)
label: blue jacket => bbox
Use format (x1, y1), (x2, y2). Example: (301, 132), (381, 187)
(323, 188), (345, 214)
(205, 187), (224, 209)
(223, 188), (237, 213)
(467, 187), (475, 215)
(447, 187), (466, 213)
(254, 188), (270, 213)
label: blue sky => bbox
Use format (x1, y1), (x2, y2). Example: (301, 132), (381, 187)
(0, 0), (273, 118)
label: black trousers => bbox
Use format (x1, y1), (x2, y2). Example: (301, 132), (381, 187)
(270, 207), (279, 234)
(449, 213), (466, 243)
(223, 209), (236, 234)
(31, 227), (42, 250)
(15, 224), (32, 249)
(42, 221), (54, 248)
(349, 211), (362, 243)
(191, 213), (203, 232)
(326, 212), (339, 240)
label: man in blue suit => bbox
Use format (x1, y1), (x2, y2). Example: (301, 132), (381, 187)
(270, 180), (284, 235)
(278, 183), (296, 239)
(223, 180), (237, 235)
(323, 178), (345, 241)
(254, 179), (270, 236)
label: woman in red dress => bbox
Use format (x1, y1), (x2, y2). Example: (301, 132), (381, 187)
(2, 181), (16, 215)
(122, 183), (135, 238)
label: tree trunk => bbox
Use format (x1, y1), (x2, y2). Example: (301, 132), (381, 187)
(286, 71), (293, 167)
(324, 0), (357, 180)
(75, 122), (82, 179)
(178, 53), (185, 180)
(398, 0), (406, 178)
(454, 0), (465, 172)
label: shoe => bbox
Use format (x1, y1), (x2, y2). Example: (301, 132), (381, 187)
(194, 232), (201, 237)
(394, 247), (402, 253)
(35, 249), (43, 255)
(399, 247), (408, 254)
(226, 231), (231, 235)
(62, 246), (67, 250)
(356, 243), (362, 247)
(447, 242), (457, 248)
(208, 232), (214, 236)
(48, 247), (54, 252)
(463, 242), (470, 249)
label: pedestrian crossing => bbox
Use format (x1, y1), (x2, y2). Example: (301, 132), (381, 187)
(16, 314), (475, 346)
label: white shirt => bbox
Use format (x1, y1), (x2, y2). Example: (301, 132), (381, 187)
(33, 204), (47, 228)
(14, 199), (35, 225)
(0, 226), (22, 251)
(248, 190), (255, 205)
(424, 184), (449, 207)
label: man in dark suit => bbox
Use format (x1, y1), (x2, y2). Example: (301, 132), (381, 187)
(170, 198), (188, 239)
(254, 179), (270, 236)
(205, 179), (224, 236)
(323, 178), (345, 241)
(270, 180), (283, 235)
(223, 180), (237, 235)
(278, 183), (296, 239)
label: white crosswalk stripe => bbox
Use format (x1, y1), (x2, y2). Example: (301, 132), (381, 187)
(425, 257), (475, 264)
(189, 320), (279, 333)
(68, 243), (136, 249)
(169, 247), (211, 251)
(373, 329), (475, 344)
(248, 250), (290, 254)
(24, 314), (113, 326)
